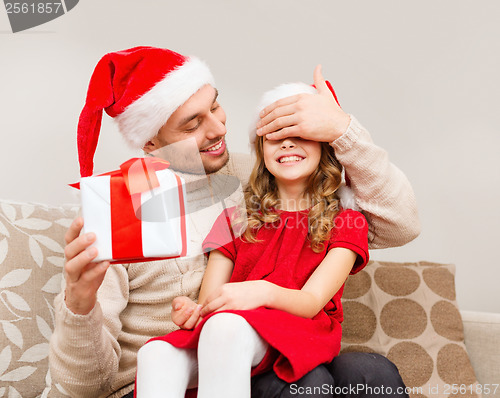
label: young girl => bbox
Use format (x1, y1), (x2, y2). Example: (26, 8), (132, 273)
(135, 82), (369, 398)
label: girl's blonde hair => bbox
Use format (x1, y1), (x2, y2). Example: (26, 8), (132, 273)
(239, 136), (343, 253)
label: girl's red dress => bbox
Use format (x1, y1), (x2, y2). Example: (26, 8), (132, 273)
(148, 208), (368, 383)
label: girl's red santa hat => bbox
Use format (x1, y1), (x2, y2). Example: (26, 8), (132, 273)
(248, 80), (341, 147)
(249, 79), (358, 210)
(77, 46), (215, 177)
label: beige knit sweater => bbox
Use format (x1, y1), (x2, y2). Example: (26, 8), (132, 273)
(49, 116), (420, 397)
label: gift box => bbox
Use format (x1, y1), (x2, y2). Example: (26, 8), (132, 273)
(73, 157), (188, 263)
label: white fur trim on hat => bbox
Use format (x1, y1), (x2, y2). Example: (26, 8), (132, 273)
(249, 82), (317, 148)
(115, 56), (215, 149)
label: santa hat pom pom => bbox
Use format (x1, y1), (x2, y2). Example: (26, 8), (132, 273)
(337, 184), (360, 211)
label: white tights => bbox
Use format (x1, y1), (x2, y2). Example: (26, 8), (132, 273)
(136, 313), (268, 398)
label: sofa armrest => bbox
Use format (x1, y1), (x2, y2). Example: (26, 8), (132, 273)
(461, 310), (500, 396)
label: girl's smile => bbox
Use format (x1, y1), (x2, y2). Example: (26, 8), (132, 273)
(263, 137), (322, 190)
(276, 154), (305, 164)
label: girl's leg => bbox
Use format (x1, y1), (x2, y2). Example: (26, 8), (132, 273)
(135, 340), (197, 398)
(197, 313), (268, 398)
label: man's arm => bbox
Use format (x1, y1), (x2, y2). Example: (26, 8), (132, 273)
(332, 116), (420, 248)
(256, 66), (420, 248)
(49, 218), (128, 397)
(49, 265), (129, 397)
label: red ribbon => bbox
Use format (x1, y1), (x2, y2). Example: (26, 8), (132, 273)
(110, 172), (142, 260)
(70, 157), (170, 191)
(120, 157), (170, 195)
(174, 174), (188, 258)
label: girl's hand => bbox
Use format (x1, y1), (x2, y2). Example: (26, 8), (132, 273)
(256, 65), (351, 143)
(171, 296), (202, 330)
(200, 280), (270, 317)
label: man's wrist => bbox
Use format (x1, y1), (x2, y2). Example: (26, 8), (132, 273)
(64, 289), (97, 316)
(330, 113), (352, 144)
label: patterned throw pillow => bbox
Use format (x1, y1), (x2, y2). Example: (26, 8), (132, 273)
(0, 200), (78, 398)
(341, 260), (481, 398)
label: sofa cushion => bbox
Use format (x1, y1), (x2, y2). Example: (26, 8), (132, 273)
(461, 310), (500, 396)
(0, 200), (78, 397)
(342, 260), (481, 398)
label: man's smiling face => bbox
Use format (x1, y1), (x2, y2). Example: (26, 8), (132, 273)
(143, 84), (229, 174)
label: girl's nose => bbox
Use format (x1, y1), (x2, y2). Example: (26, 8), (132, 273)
(280, 138), (296, 149)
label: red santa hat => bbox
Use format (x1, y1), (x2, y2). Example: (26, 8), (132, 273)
(77, 46), (215, 177)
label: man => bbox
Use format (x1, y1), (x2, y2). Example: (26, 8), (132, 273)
(49, 46), (419, 397)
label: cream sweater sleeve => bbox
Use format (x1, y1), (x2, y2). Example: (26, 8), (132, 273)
(49, 264), (129, 398)
(332, 116), (421, 249)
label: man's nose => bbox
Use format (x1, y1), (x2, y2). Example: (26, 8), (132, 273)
(206, 113), (226, 140)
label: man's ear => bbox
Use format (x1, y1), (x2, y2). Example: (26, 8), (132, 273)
(143, 138), (158, 154)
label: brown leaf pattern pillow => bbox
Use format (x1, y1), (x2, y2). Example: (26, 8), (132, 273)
(0, 200), (78, 397)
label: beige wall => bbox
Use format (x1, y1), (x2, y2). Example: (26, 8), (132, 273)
(1, 0), (499, 313)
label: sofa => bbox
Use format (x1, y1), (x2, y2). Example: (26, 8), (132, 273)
(0, 198), (499, 398)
